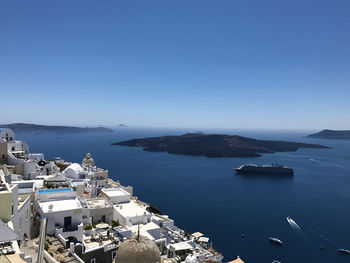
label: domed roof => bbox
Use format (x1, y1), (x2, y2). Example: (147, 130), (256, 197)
(114, 235), (161, 263)
(66, 163), (84, 173)
(82, 153), (95, 167)
(185, 254), (198, 263)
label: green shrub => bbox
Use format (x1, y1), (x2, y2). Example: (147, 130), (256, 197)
(84, 225), (93, 230)
(111, 220), (120, 227)
(44, 242), (49, 251)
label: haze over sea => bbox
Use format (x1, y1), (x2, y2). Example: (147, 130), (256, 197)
(18, 128), (350, 263)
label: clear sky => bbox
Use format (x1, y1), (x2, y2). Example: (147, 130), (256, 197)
(0, 0), (349, 130)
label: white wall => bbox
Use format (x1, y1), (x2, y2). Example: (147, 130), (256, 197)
(101, 188), (130, 204)
(41, 209), (83, 235)
(28, 153), (45, 162)
(24, 161), (37, 179)
(114, 209), (151, 227)
(14, 195), (32, 239)
(9, 185), (32, 240)
(8, 141), (29, 154)
(89, 206), (113, 224)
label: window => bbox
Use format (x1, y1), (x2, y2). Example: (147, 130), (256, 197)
(112, 251), (117, 260)
(1, 154), (5, 160)
(90, 259), (96, 263)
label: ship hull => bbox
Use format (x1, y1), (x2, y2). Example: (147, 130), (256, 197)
(234, 166), (293, 176)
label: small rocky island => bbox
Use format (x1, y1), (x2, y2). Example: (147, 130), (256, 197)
(112, 133), (329, 158)
(307, 129), (350, 140)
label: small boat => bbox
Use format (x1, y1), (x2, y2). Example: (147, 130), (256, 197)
(338, 248), (350, 255)
(269, 237), (283, 245)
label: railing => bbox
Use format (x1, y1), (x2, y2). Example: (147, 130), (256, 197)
(104, 241), (119, 252)
(63, 225), (78, 232)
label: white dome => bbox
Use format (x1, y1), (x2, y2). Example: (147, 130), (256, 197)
(63, 163), (84, 179)
(114, 235), (161, 263)
(185, 255), (198, 263)
(67, 163), (84, 173)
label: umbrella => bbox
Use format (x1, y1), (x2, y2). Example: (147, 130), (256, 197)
(95, 223), (109, 229)
(192, 232), (204, 239)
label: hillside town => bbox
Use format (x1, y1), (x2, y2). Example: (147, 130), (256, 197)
(0, 128), (244, 263)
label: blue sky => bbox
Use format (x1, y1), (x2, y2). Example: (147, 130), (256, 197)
(0, 0), (349, 129)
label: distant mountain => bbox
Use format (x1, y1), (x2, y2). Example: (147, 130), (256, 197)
(112, 133), (329, 158)
(0, 123), (113, 133)
(306, 129), (350, 140)
(118, 124), (128, 127)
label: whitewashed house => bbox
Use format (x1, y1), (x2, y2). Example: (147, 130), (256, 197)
(35, 195), (83, 242)
(101, 188), (130, 204)
(0, 171), (32, 240)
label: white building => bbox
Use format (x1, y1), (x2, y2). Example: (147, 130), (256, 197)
(28, 153), (45, 162)
(0, 128), (15, 142)
(84, 198), (113, 224)
(101, 188), (130, 204)
(113, 200), (151, 226)
(0, 170), (32, 240)
(35, 196), (83, 242)
(11, 179), (44, 194)
(63, 163), (86, 179)
(0, 128), (28, 165)
(152, 214), (175, 230)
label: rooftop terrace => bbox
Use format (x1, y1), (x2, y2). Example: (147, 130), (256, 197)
(86, 198), (112, 209)
(40, 197), (82, 213)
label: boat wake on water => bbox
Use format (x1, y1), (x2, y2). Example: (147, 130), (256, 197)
(286, 217), (349, 252)
(287, 217), (301, 231)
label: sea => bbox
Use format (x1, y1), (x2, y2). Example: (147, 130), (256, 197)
(17, 128), (350, 263)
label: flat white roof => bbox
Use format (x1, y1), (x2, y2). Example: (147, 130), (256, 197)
(102, 188), (130, 197)
(170, 241), (193, 251)
(40, 197), (82, 213)
(127, 222), (160, 241)
(198, 237), (209, 243)
(114, 201), (150, 218)
(86, 198), (111, 209)
(12, 180), (44, 189)
(192, 232), (204, 238)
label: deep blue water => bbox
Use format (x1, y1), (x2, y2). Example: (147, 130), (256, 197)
(18, 128), (350, 263)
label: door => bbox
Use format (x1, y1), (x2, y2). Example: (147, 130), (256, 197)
(64, 216), (72, 229)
